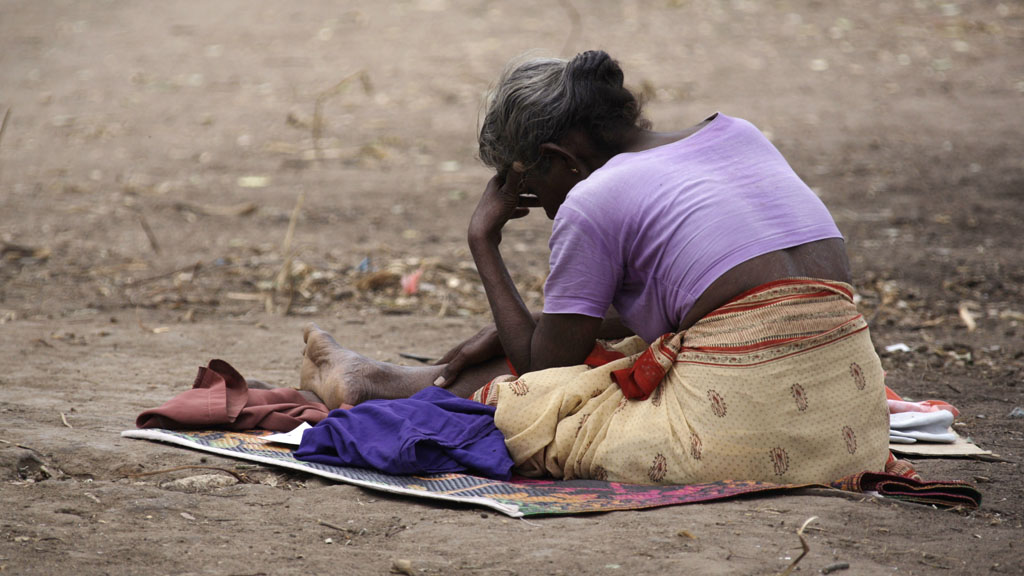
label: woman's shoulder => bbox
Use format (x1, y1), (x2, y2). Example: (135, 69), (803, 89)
(563, 163), (643, 213)
(556, 170), (641, 238)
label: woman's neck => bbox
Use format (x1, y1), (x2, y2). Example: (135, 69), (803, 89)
(627, 115), (718, 154)
(565, 115), (716, 173)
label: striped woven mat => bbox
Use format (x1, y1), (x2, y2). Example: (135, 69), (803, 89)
(122, 428), (980, 517)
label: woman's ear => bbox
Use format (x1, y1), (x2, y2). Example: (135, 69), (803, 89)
(539, 142), (583, 176)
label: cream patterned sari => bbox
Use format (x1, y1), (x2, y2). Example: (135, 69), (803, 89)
(473, 279), (890, 485)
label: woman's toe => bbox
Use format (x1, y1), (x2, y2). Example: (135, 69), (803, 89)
(303, 322), (321, 343)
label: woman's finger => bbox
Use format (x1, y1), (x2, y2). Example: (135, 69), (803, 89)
(436, 356), (465, 387)
(502, 169), (524, 193)
(435, 344), (462, 366)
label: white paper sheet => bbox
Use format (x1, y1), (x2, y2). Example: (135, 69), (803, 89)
(262, 421), (312, 446)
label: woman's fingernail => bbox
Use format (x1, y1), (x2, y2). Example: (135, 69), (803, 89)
(433, 376), (446, 387)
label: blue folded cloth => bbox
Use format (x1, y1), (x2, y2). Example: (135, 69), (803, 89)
(293, 386), (514, 480)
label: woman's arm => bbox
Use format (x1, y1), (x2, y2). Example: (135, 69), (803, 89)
(436, 308), (628, 385)
(468, 226), (536, 373)
(468, 174), (601, 374)
(598, 306), (634, 340)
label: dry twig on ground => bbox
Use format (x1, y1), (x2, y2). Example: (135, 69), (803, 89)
(778, 516), (817, 576)
(126, 464), (254, 483)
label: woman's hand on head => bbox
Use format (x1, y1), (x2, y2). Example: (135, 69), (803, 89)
(468, 172), (540, 245)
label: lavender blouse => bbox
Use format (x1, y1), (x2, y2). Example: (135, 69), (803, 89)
(543, 113), (843, 342)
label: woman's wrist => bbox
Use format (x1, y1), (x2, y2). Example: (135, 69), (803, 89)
(468, 224), (501, 249)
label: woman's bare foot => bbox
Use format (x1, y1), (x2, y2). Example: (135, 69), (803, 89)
(299, 323), (438, 409)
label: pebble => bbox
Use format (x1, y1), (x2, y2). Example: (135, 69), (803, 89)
(237, 175), (270, 188)
(160, 474), (238, 492)
(391, 559), (415, 575)
(940, 3), (961, 17)
(885, 343), (911, 353)
(822, 561), (851, 574)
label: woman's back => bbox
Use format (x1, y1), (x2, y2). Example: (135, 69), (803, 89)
(543, 113), (844, 341)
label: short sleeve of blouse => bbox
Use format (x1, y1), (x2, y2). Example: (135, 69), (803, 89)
(542, 206), (622, 319)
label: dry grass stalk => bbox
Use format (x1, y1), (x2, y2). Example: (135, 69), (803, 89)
(174, 201), (257, 217)
(122, 262), (200, 287)
(557, 0), (582, 57)
(317, 519), (349, 532)
(958, 301), (978, 332)
(0, 106), (9, 145)
(312, 70), (369, 163)
(134, 306), (150, 332)
(137, 212), (161, 254)
(273, 191), (306, 314)
(0, 107), (8, 182)
(226, 292), (266, 301)
(437, 291), (450, 317)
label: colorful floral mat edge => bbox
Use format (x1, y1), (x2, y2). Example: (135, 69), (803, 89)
(122, 428), (807, 517)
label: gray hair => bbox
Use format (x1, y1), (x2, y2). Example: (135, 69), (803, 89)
(478, 51), (646, 175)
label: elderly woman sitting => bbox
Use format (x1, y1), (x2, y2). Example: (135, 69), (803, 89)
(300, 50), (889, 485)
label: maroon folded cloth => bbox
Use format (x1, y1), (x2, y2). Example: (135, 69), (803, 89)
(136, 359), (329, 432)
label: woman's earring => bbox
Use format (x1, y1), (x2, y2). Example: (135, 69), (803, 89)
(570, 167), (580, 174)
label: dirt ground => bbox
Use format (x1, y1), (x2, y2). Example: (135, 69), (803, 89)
(1, 1), (1022, 574)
